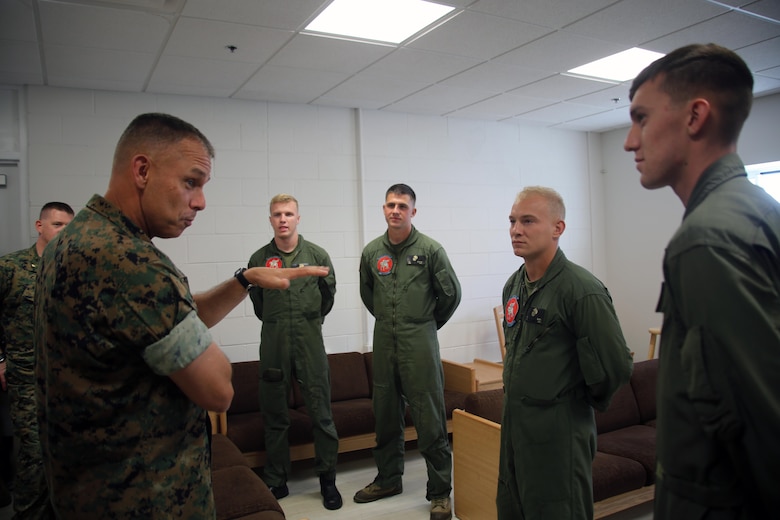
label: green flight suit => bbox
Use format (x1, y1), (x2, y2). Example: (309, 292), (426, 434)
(248, 236), (338, 487)
(0, 245), (53, 519)
(498, 248), (633, 520)
(35, 195), (215, 518)
(359, 226), (461, 500)
(654, 154), (780, 519)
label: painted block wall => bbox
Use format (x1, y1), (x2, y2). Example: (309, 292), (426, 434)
(17, 85), (602, 364)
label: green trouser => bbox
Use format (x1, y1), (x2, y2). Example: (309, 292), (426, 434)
(8, 362), (53, 520)
(371, 319), (451, 500)
(497, 392), (595, 520)
(259, 326), (338, 487)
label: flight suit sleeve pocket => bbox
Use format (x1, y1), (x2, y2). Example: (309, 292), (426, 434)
(577, 336), (613, 411)
(680, 326), (742, 442)
(434, 269), (456, 297)
(577, 336), (606, 387)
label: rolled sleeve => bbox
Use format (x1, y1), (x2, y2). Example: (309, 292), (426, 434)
(142, 310), (212, 375)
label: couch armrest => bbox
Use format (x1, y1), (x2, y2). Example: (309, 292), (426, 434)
(453, 409), (501, 520)
(208, 411), (227, 434)
(442, 359), (477, 394)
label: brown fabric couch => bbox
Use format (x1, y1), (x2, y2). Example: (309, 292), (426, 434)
(211, 433), (285, 520)
(452, 358), (659, 520)
(211, 352), (470, 468)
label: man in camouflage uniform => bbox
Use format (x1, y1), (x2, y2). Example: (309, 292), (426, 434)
(0, 201), (74, 519)
(248, 194), (341, 510)
(34, 113), (329, 518)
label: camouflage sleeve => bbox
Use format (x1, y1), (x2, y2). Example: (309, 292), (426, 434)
(142, 310), (213, 375)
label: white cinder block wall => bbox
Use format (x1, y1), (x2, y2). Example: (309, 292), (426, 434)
(14, 85), (605, 364)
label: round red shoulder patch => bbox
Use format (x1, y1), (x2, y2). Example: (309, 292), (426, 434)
(376, 255), (393, 275)
(505, 297), (520, 327)
(265, 256), (283, 269)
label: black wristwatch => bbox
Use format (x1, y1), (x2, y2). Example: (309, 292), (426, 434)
(234, 268), (253, 290)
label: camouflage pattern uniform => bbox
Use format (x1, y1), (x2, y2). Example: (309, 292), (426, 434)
(0, 244), (53, 519)
(34, 195), (216, 519)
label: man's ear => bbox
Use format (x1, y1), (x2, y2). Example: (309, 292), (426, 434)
(553, 219), (566, 239)
(687, 98), (711, 137)
(131, 155), (151, 189)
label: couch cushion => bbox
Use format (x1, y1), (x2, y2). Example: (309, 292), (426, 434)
(595, 381), (641, 434)
(597, 425), (657, 485)
(591, 451), (647, 502)
(227, 410), (313, 455)
(230, 361), (261, 415)
(212, 465), (285, 520)
(630, 359), (658, 425)
(329, 352), (371, 402)
(212, 433), (250, 471)
(328, 398), (376, 437)
(463, 388), (504, 424)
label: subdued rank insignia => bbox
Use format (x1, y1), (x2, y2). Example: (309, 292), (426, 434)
(525, 307), (545, 324)
(407, 255), (426, 266)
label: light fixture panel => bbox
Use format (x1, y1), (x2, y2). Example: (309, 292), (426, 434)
(305, 0), (456, 44)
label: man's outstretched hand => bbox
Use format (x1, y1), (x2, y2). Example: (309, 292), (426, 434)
(245, 266), (329, 290)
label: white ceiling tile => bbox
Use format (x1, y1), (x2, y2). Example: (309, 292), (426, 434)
(556, 108), (631, 132)
(39, 2), (171, 53)
(44, 46), (154, 90)
(408, 10), (552, 60)
(448, 93), (553, 119)
(181, 0), (328, 30)
(645, 11), (780, 53)
(361, 48), (483, 87)
(510, 74), (615, 101)
(752, 74), (780, 92)
(568, 83), (632, 109)
(469, 0), (617, 29)
(737, 37), (780, 72)
(148, 55), (259, 96)
(441, 61), (551, 93)
(268, 34), (393, 74)
(757, 67), (780, 81)
(315, 75), (424, 109)
(0, 0), (777, 132)
(387, 84), (497, 116)
(743, 0), (780, 20)
(236, 65), (347, 104)
(565, 0), (729, 46)
(515, 102), (609, 124)
(495, 32), (626, 72)
(163, 18), (292, 62)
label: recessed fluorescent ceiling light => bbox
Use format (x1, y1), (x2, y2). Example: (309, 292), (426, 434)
(567, 47), (665, 82)
(305, 0), (456, 44)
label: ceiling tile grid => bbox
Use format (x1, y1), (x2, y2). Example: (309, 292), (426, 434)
(0, 0), (778, 132)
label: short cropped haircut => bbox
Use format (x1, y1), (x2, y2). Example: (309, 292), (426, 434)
(629, 43), (753, 145)
(386, 184), (416, 205)
(40, 201), (74, 218)
(515, 186), (566, 221)
(269, 193), (298, 213)
(112, 113), (215, 170)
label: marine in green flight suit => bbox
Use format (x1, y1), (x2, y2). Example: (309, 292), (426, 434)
(498, 187), (632, 520)
(355, 184), (461, 520)
(248, 194), (341, 510)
